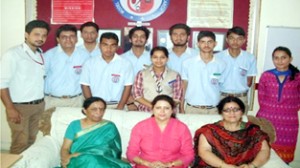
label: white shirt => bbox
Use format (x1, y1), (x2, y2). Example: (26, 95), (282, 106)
(215, 49), (257, 93)
(182, 56), (226, 106)
(80, 54), (134, 102)
(0, 43), (45, 102)
(121, 49), (151, 76)
(44, 46), (90, 96)
(167, 47), (198, 75)
(77, 43), (101, 57)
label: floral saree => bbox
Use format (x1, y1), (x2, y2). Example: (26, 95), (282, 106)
(192, 121), (269, 168)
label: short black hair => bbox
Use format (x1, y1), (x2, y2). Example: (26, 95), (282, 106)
(25, 20), (50, 34)
(128, 26), (150, 40)
(100, 32), (119, 44)
(56, 24), (77, 38)
(80, 21), (99, 32)
(226, 26), (246, 37)
(169, 23), (191, 36)
(197, 31), (216, 41)
(150, 46), (169, 58)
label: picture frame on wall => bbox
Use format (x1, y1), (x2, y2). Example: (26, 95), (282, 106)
(192, 31), (226, 53)
(157, 30), (172, 49)
(76, 29), (122, 47)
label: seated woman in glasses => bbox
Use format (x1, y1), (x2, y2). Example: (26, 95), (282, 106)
(193, 96), (270, 168)
(132, 46), (182, 112)
(60, 97), (131, 168)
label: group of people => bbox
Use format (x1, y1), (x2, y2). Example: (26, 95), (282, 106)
(61, 95), (270, 168)
(1, 19), (299, 167)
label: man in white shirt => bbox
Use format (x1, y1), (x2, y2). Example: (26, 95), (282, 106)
(80, 32), (134, 110)
(182, 31), (226, 114)
(44, 24), (90, 110)
(215, 26), (257, 113)
(1, 20), (50, 154)
(167, 23), (198, 75)
(78, 21), (100, 57)
(121, 26), (152, 110)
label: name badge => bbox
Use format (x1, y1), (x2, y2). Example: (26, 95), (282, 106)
(73, 65), (82, 74)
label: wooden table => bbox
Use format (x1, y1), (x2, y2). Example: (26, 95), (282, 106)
(1, 153), (22, 168)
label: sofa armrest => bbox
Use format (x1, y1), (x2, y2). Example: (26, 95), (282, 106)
(262, 149), (292, 168)
(12, 136), (61, 168)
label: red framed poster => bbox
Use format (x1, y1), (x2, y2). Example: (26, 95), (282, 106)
(51, 0), (94, 24)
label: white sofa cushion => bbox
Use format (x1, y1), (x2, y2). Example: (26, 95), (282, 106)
(13, 107), (291, 168)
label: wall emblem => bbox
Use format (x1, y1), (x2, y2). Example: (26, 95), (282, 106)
(113, 0), (170, 21)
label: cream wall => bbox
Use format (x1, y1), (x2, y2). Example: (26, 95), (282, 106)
(1, 0), (300, 167)
(1, 0), (25, 150)
(253, 0), (300, 167)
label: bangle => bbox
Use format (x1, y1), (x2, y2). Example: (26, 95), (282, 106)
(126, 102), (134, 105)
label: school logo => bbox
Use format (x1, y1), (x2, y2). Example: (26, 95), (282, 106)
(113, 0), (170, 21)
(111, 74), (121, 83)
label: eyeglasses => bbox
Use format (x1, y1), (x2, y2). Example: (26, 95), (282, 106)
(222, 108), (241, 113)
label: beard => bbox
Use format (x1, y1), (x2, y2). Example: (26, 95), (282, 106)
(173, 42), (187, 47)
(132, 43), (146, 48)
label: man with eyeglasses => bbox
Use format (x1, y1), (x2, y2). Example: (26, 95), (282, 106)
(1, 20), (50, 154)
(215, 26), (257, 113)
(44, 24), (90, 110)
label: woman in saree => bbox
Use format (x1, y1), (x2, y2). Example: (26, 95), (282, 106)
(193, 96), (270, 168)
(60, 97), (131, 168)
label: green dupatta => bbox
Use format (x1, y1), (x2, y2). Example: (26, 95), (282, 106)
(67, 120), (131, 168)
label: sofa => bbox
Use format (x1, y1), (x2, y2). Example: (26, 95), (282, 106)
(12, 107), (291, 168)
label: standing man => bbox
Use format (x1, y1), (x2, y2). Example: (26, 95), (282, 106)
(44, 24), (90, 110)
(80, 32), (134, 109)
(167, 23), (198, 75)
(121, 26), (152, 110)
(121, 26), (152, 75)
(78, 21), (100, 57)
(215, 26), (257, 112)
(1, 20), (50, 154)
(181, 31), (226, 114)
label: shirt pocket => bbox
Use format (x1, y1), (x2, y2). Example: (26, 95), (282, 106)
(239, 66), (248, 76)
(210, 73), (221, 85)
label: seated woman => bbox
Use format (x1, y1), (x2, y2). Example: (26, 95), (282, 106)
(60, 97), (131, 168)
(193, 96), (270, 168)
(133, 46), (182, 112)
(126, 95), (194, 168)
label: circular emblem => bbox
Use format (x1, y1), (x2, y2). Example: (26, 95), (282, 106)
(113, 0), (170, 22)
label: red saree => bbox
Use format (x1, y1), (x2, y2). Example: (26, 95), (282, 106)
(192, 121), (269, 168)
